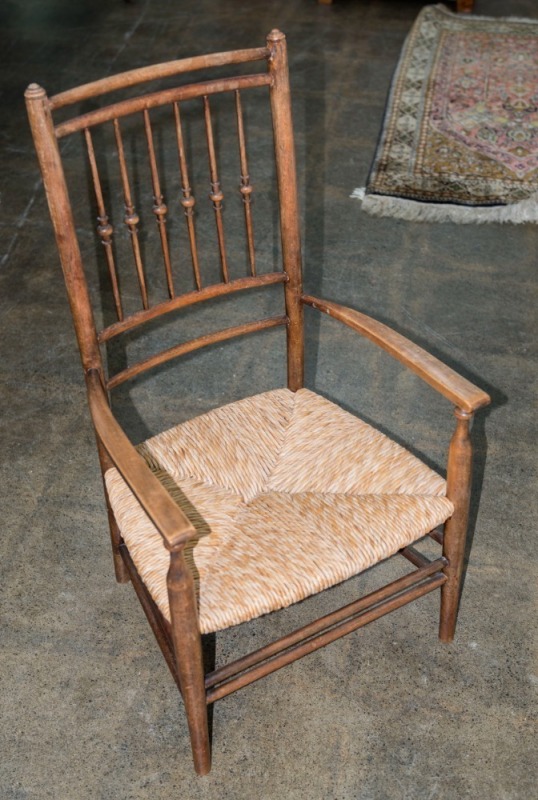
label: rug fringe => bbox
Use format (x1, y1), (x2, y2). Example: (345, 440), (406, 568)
(351, 188), (538, 225)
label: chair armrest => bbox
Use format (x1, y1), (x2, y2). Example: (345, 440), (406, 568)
(301, 295), (490, 413)
(86, 369), (197, 550)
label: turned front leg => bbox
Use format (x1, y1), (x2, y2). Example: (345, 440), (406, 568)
(440, 408), (474, 642)
(167, 548), (211, 775)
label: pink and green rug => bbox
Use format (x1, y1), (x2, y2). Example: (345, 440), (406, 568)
(353, 4), (538, 223)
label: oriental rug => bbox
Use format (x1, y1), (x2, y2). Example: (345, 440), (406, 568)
(353, 4), (538, 224)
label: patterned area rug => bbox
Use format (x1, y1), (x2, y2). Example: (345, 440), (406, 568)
(353, 4), (538, 223)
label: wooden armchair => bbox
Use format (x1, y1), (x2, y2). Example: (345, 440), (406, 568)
(26, 31), (489, 776)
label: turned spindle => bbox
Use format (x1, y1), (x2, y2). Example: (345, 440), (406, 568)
(235, 90), (256, 277)
(203, 95), (229, 283)
(173, 102), (202, 291)
(143, 109), (175, 298)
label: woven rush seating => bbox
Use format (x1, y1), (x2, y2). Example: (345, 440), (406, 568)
(105, 388), (454, 633)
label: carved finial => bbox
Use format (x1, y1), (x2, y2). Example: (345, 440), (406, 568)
(25, 83), (46, 99)
(267, 29), (285, 42)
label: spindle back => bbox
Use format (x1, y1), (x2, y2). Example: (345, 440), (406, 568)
(26, 31), (304, 393)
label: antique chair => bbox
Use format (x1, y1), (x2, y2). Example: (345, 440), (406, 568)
(26, 31), (490, 775)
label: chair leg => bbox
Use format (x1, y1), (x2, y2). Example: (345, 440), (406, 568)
(180, 660), (211, 776)
(107, 505), (130, 583)
(96, 437), (130, 583)
(167, 550), (211, 775)
(440, 408), (473, 642)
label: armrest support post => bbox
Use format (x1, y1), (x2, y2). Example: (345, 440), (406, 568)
(167, 550), (211, 775)
(302, 295), (488, 642)
(440, 408), (473, 642)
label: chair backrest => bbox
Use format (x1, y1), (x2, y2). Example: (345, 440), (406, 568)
(26, 30), (304, 395)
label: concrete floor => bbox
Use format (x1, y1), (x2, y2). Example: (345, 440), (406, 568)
(1, 0), (536, 797)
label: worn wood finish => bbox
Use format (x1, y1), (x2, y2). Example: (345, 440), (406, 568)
(25, 84), (102, 374)
(112, 118), (149, 311)
(268, 30), (304, 391)
(429, 527), (444, 546)
(96, 436), (130, 583)
(106, 315), (288, 389)
(206, 556), (447, 693)
(235, 90), (256, 276)
(302, 295), (491, 413)
(28, 32), (490, 776)
(49, 47), (271, 110)
(167, 550), (211, 775)
(120, 544), (182, 693)
(84, 127), (124, 320)
(86, 370), (196, 549)
(143, 110), (175, 298)
(98, 272), (287, 341)
(400, 545), (431, 569)
(203, 95), (229, 283)
(54, 74), (272, 138)
(207, 572), (447, 704)
(440, 408), (474, 642)
(173, 102), (202, 290)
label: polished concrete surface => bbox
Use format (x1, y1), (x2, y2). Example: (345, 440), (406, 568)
(1, 1), (536, 798)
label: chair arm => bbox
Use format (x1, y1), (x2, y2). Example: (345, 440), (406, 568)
(86, 369), (197, 550)
(301, 295), (490, 413)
